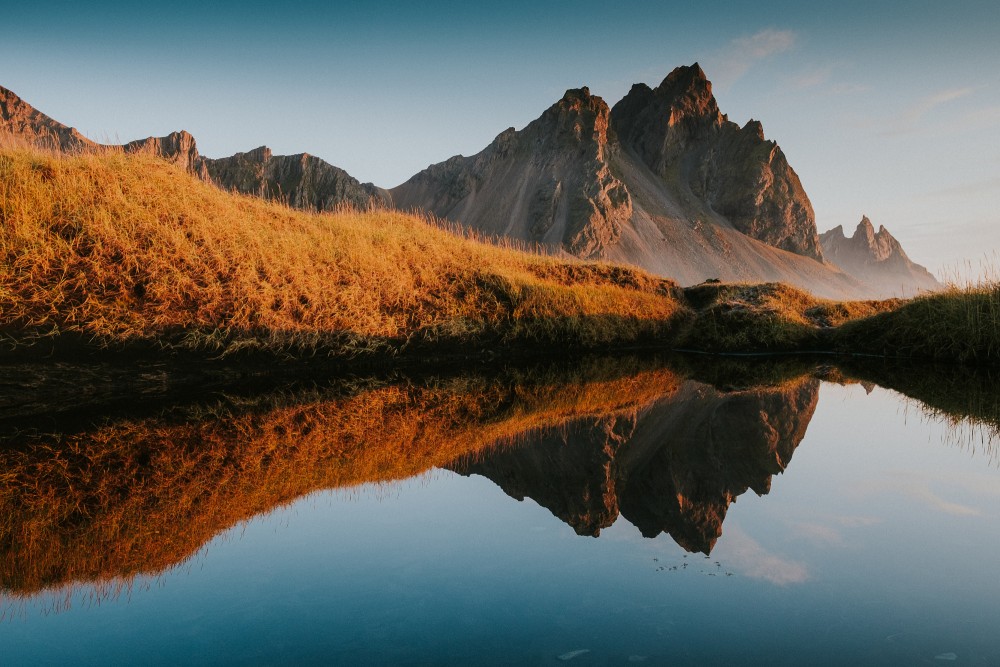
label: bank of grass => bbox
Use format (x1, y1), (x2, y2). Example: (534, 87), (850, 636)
(0, 147), (687, 357)
(833, 281), (1000, 364)
(677, 282), (900, 353)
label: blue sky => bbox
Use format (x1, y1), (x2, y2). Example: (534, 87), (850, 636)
(3, 1), (998, 275)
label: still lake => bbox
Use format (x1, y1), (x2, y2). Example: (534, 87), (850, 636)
(1, 356), (998, 665)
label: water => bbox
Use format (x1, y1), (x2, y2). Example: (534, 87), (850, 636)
(1, 357), (998, 665)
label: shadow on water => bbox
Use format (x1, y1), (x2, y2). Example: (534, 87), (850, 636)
(0, 352), (997, 604)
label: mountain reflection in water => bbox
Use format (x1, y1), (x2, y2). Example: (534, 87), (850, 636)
(0, 354), (996, 602)
(451, 377), (817, 552)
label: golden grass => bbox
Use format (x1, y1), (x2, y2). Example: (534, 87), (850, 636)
(2, 144), (996, 365)
(0, 357), (682, 597)
(834, 281), (1000, 364)
(0, 147), (686, 356)
(677, 282), (899, 352)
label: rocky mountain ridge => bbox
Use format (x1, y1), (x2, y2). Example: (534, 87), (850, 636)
(392, 64), (936, 298)
(0, 85), (386, 210)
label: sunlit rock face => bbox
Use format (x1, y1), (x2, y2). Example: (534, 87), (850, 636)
(1, 85), (96, 152)
(391, 87), (632, 259)
(820, 217), (940, 297)
(451, 376), (820, 553)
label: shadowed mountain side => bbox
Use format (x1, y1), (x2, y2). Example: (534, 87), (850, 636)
(0, 85), (384, 210)
(450, 376), (819, 553)
(610, 64), (820, 260)
(0, 357), (683, 597)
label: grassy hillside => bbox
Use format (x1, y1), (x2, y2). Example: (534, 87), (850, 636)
(833, 282), (1000, 364)
(0, 147), (688, 357)
(2, 145), (997, 365)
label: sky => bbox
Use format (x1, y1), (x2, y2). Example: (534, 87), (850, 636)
(3, 0), (999, 276)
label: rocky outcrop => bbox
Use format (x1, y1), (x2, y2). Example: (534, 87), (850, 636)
(611, 64), (821, 259)
(392, 87), (632, 258)
(450, 377), (819, 553)
(204, 147), (388, 211)
(123, 130), (207, 176)
(820, 217), (940, 297)
(1, 85), (95, 152)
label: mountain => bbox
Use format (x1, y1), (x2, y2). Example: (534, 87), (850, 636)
(391, 87), (633, 258)
(1, 84), (94, 151)
(450, 376), (818, 553)
(202, 146), (388, 210)
(820, 217), (940, 297)
(392, 65), (933, 299)
(610, 64), (820, 259)
(0, 85), (384, 210)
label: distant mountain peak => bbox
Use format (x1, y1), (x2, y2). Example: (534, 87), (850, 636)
(820, 216), (939, 296)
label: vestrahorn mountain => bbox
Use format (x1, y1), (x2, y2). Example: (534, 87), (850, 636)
(392, 64), (938, 298)
(1, 68), (938, 299)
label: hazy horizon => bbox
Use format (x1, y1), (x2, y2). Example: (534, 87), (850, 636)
(3, 0), (998, 276)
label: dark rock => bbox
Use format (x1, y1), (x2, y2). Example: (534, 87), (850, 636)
(611, 64), (822, 260)
(204, 147), (389, 210)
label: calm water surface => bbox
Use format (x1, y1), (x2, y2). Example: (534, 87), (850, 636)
(1, 359), (998, 665)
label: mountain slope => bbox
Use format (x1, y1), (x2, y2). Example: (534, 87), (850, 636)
(820, 217), (940, 297)
(392, 87), (632, 257)
(0, 85), (93, 152)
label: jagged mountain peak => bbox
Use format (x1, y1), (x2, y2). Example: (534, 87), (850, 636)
(653, 62), (722, 126)
(534, 86), (613, 152)
(820, 216), (939, 297)
(840, 215), (906, 261)
(611, 65), (821, 260)
(742, 119), (766, 141)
